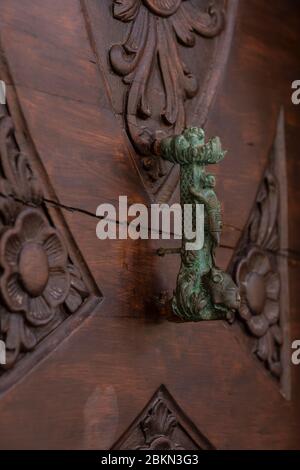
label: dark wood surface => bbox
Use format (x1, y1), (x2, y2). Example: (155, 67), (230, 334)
(0, 0), (299, 449)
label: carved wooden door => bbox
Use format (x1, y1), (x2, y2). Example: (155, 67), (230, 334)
(0, 0), (299, 450)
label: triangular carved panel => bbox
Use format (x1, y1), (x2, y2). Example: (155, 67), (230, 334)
(0, 100), (102, 393)
(231, 109), (290, 399)
(112, 385), (214, 450)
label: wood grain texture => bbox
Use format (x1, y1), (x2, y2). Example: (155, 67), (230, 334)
(0, 0), (299, 450)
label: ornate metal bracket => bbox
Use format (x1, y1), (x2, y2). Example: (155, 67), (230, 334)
(158, 127), (240, 321)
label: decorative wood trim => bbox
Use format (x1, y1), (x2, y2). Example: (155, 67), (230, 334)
(112, 385), (214, 450)
(0, 99), (102, 393)
(231, 109), (290, 398)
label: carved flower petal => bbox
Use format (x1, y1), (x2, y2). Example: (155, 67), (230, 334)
(3, 313), (37, 369)
(247, 314), (269, 338)
(255, 335), (269, 361)
(265, 272), (280, 300)
(235, 259), (249, 284)
(239, 300), (251, 321)
(263, 299), (279, 325)
(3, 314), (22, 368)
(1, 273), (28, 312)
(269, 361), (281, 378)
(64, 287), (83, 313)
(43, 268), (70, 308)
(26, 296), (55, 326)
(248, 250), (271, 276)
(18, 209), (47, 242)
(42, 232), (68, 269)
(67, 263), (89, 295)
(270, 324), (283, 345)
(1, 232), (22, 269)
(113, 0), (140, 22)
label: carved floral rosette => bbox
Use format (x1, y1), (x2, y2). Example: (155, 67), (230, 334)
(0, 104), (92, 372)
(109, 0), (225, 183)
(232, 163), (283, 379)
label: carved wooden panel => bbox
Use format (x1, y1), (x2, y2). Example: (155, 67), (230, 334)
(0, 100), (102, 392)
(112, 385), (214, 450)
(82, 0), (238, 202)
(231, 110), (290, 398)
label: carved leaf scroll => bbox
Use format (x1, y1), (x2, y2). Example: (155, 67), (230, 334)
(112, 385), (214, 450)
(109, 0), (226, 186)
(0, 102), (101, 385)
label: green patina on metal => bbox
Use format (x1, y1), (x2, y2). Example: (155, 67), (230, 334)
(160, 127), (240, 321)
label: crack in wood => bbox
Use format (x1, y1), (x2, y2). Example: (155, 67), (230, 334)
(1, 191), (299, 263)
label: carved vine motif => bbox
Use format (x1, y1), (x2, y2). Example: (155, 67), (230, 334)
(0, 104), (91, 371)
(232, 164), (282, 379)
(110, 0), (225, 182)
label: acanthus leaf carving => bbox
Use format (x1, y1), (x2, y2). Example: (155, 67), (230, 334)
(138, 397), (185, 450)
(112, 385), (214, 450)
(109, 0), (225, 183)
